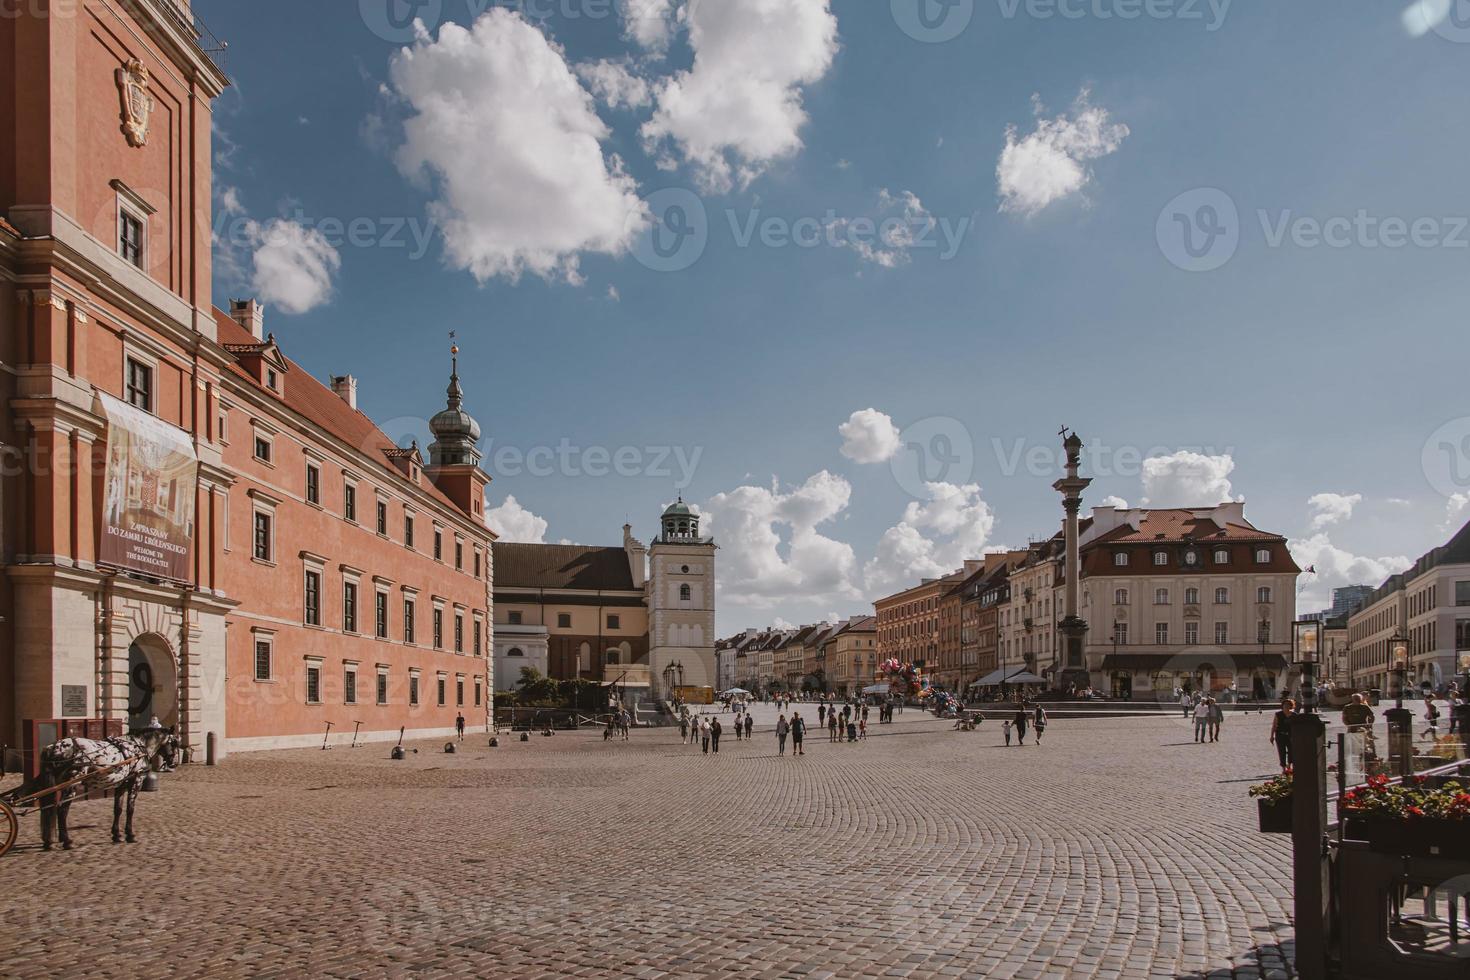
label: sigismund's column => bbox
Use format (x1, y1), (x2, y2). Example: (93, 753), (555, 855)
(1053, 430), (1091, 687)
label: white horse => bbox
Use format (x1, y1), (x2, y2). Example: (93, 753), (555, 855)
(32, 730), (179, 850)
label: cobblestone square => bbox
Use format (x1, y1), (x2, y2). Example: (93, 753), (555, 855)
(1, 707), (1301, 979)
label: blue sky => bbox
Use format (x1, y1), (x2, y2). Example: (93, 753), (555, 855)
(202, 0), (1470, 633)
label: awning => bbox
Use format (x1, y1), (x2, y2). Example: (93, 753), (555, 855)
(970, 667), (1045, 687)
(861, 683), (890, 695)
(1004, 672), (1047, 685)
(1099, 653), (1290, 673)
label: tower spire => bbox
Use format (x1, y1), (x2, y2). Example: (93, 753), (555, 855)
(427, 330), (481, 467)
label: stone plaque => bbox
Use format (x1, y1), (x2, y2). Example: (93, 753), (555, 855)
(61, 685), (88, 718)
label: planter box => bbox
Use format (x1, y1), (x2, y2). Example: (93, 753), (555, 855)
(1342, 816), (1470, 860)
(1257, 797), (1293, 834)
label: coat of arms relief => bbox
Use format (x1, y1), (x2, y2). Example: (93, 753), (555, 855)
(117, 58), (154, 148)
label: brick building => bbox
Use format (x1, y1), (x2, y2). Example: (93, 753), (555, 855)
(0, 1), (491, 756)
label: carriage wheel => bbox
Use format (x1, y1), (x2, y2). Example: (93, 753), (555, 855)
(0, 800), (17, 858)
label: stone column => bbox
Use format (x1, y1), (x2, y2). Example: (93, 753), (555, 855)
(1053, 431), (1091, 686)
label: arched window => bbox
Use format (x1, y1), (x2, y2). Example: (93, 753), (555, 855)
(1114, 588), (1129, 605)
(507, 647), (524, 658)
(1215, 587), (1230, 604)
(1214, 549), (1230, 564)
(1257, 586), (1272, 603)
(1255, 548), (1272, 564)
(1185, 587), (1200, 605)
(679, 584), (691, 602)
(1154, 588), (1170, 605)
(1114, 552), (1129, 567)
(1153, 551), (1169, 566)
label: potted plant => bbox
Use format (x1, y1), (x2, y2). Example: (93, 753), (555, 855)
(1249, 770), (1294, 834)
(1341, 774), (1470, 860)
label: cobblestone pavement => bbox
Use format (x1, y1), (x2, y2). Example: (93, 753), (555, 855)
(0, 706), (1311, 979)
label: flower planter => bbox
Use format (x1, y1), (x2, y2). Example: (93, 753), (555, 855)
(1257, 797), (1293, 834)
(1342, 816), (1470, 860)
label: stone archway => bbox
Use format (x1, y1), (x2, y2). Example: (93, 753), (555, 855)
(127, 632), (178, 732)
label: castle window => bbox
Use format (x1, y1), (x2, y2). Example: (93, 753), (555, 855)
(679, 584), (692, 602)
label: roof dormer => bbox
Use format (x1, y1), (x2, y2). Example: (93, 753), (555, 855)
(223, 331), (290, 400)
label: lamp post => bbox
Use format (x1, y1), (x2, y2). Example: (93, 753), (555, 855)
(1386, 630), (1413, 779)
(1293, 620), (1322, 714)
(1390, 631), (1410, 710)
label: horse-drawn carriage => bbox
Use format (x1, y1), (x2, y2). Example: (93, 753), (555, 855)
(0, 729), (179, 856)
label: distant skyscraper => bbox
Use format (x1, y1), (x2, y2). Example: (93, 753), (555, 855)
(1327, 585), (1374, 619)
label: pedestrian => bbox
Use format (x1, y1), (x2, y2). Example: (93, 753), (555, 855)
(711, 717), (722, 753)
(858, 717), (867, 740)
(1269, 698), (1295, 771)
(791, 712), (806, 755)
(861, 705), (869, 725)
(620, 710), (631, 741)
(1208, 697), (1223, 742)
(679, 716), (689, 744)
(455, 712), (466, 742)
(828, 711), (839, 743)
(1033, 704), (1048, 745)
(1424, 698), (1441, 739)
(818, 704), (827, 727)
(1193, 698), (1211, 743)
(732, 714), (741, 741)
(1181, 690), (1192, 720)
(744, 713), (753, 740)
(700, 716), (711, 754)
(1013, 705), (1029, 745)
(1003, 720), (1013, 746)
(776, 714), (789, 755)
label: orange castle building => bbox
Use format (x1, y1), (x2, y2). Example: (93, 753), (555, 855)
(0, 0), (492, 758)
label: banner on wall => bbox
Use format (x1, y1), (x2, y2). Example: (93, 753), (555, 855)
(97, 391), (197, 582)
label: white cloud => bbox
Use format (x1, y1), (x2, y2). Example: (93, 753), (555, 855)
(577, 59), (652, 110)
(701, 471), (862, 608)
(996, 89), (1128, 216)
(1387, 497), (1412, 507)
(863, 482), (996, 595)
(1099, 495), (1128, 510)
(486, 494), (549, 543)
(838, 408), (902, 464)
(1446, 493), (1470, 531)
(622, 0), (678, 50)
(1307, 492), (1362, 530)
(831, 189), (935, 268)
(641, 0), (839, 193)
(218, 185), (245, 216)
(772, 616), (795, 630)
(1289, 533), (1411, 614)
(388, 10), (647, 284)
(244, 219), (340, 315)
(1140, 451), (1240, 508)
(1403, 0), (1452, 36)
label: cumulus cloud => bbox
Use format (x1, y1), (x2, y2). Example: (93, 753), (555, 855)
(863, 482), (996, 595)
(1446, 493), (1470, 531)
(244, 219), (341, 315)
(1099, 495), (1129, 510)
(997, 89), (1128, 216)
(1140, 451), (1240, 508)
(486, 494), (549, 543)
(830, 189), (936, 268)
(641, 0), (839, 193)
(577, 59), (652, 110)
(623, 0), (678, 50)
(1289, 533), (1411, 614)
(838, 408), (902, 464)
(388, 10), (647, 284)
(1307, 492), (1363, 530)
(701, 471), (862, 608)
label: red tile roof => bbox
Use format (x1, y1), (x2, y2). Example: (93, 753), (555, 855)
(1084, 509), (1281, 545)
(212, 307), (480, 526)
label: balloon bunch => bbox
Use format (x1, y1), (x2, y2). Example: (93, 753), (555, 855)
(881, 658), (924, 694)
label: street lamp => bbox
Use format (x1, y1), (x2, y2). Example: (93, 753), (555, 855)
(1293, 619), (1322, 714)
(1390, 630), (1410, 710)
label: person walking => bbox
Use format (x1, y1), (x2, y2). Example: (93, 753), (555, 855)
(732, 713), (742, 742)
(1424, 698), (1441, 739)
(776, 714), (789, 755)
(1208, 697), (1223, 742)
(1013, 704), (1029, 745)
(858, 716), (867, 740)
(1033, 704), (1048, 745)
(818, 704), (827, 727)
(1003, 719), (1013, 746)
(1269, 698), (1295, 771)
(679, 716), (689, 744)
(828, 710), (839, 743)
(1193, 698), (1211, 743)
(791, 712), (806, 755)
(743, 713), (753, 741)
(455, 712), (466, 742)
(1181, 690), (1193, 720)
(710, 717), (723, 753)
(700, 716), (712, 754)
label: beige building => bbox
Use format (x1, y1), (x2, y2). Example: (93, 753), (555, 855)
(830, 616), (878, 695)
(1000, 543), (1063, 682)
(1080, 503), (1300, 700)
(1347, 517), (1470, 694)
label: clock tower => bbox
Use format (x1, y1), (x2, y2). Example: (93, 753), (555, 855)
(646, 499), (717, 697)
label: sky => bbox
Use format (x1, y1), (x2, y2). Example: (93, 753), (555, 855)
(201, 0), (1470, 634)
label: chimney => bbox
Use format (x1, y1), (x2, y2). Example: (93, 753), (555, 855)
(331, 375), (358, 410)
(229, 298), (265, 340)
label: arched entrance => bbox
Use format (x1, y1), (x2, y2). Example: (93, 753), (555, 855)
(128, 633), (178, 732)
